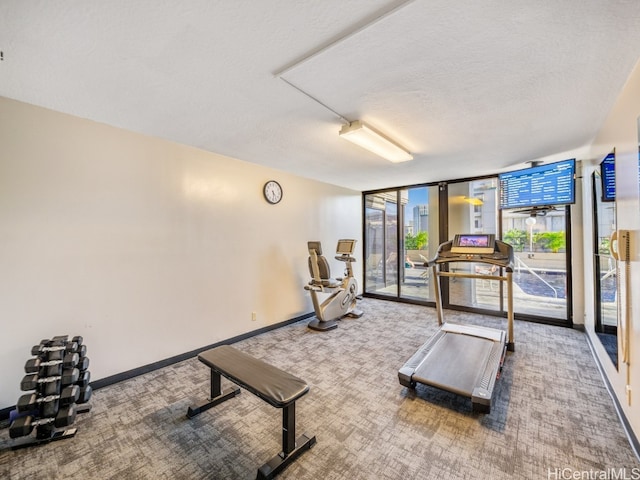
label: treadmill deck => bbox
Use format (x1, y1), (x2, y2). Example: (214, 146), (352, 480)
(399, 323), (506, 412)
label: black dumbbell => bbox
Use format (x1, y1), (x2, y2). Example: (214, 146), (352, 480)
(40, 364), (63, 378)
(35, 337), (65, 349)
(72, 335), (83, 347)
(76, 370), (91, 388)
(17, 385), (80, 413)
(9, 404), (76, 438)
(75, 344), (87, 358)
(31, 341), (78, 357)
(20, 368), (80, 391)
(24, 352), (79, 373)
(76, 356), (90, 372)
(77, 385), (92, 404)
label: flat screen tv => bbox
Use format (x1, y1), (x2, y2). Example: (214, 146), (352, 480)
(498, 158), (575, 210)
(600, 151), (615, 202)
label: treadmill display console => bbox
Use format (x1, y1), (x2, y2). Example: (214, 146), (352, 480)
(450, 234), (495, 255)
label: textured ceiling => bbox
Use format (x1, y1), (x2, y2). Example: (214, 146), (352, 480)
(2, 0), (640, 191)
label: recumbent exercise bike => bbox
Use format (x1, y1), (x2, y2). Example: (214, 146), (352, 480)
(304, 239), (363, 331)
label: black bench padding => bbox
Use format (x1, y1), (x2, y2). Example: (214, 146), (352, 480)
(198, 345), (308, 408)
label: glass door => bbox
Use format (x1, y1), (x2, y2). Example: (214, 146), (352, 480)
(445, 178), (501, 312)
(399, 186), (439, 302)
(364, 192), (398, 296)
(501, 206), (571, 324)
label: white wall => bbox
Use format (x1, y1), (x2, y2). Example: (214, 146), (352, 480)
(583, 58), (640, 442)
(0, 97), (362, 409)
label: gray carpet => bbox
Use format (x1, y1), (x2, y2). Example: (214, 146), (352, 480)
(1, 298), (638, 479)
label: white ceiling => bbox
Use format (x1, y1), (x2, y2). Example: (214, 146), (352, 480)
(2, 1), (640, 191)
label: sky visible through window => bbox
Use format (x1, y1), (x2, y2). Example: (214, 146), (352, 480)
(406, 188), (428, 226)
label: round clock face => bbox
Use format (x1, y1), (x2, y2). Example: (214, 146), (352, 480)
(263, 180), (283, 204)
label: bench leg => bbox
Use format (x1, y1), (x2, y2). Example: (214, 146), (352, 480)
(283, 403), (295, 454)
(256, 402), (316, 480)
(186, 370), (241, 419)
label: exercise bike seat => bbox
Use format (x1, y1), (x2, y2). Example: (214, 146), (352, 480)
(308, 245), (342, 289)
(307, 278), (341, 289)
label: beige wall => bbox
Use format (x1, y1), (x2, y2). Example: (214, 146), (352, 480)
(0, 97), (362, 408)
(583, 58), (640, 442)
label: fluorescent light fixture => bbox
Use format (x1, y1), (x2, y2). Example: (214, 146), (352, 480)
(464, 196), (484, 206)
(339, 121), (413, 163)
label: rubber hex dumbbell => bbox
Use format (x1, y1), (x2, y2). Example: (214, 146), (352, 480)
(17, 385), (80, 417)
(31, 340), (78, 357)
(38, 364), (63, 378)
(75, 344), (87, 358)
(24, 352), (79, 373)
(77, 385), (92, 404)
(17, 385), (80, 411)
(76, 369), (90, 388)
(20, 368), (80, 391)
(9, 404), (77, 438)
(75, 355), (90, 372)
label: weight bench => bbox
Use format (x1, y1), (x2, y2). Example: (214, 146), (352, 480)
(187, 345), (316, 480)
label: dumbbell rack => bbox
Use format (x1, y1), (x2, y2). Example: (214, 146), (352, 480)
(9, 335), (92, 450)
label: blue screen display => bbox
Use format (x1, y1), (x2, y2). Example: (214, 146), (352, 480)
(498, 159), (575, 209)
(601, 152), (615, 202)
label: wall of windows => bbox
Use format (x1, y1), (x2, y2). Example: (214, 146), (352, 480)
(363, 176), (572, 326)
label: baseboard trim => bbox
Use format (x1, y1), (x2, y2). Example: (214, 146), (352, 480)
(0, 312), (314, 421)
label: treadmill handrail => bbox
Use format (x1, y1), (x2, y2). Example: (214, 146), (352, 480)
(429, 237), (515, 352)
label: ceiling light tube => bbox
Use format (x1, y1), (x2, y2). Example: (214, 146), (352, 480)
(464, 196), (484, 206)
(339, 121), (413, 163)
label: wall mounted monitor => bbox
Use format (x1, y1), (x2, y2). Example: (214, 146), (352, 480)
(498, 159), (576, 210)
(600, 151), (615, 202)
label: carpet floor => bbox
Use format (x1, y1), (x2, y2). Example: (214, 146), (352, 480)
(1, 298), (638, 479)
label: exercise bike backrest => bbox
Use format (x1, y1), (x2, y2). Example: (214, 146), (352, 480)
(307, 241), (339, 288)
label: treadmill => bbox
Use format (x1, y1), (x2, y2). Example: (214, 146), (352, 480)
(398, 234), (514, 413)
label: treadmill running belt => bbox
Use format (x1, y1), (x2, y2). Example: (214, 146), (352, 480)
(412, 333), (494, 397)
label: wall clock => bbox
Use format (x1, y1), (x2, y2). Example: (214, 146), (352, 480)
(263, 180), (283, 204)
